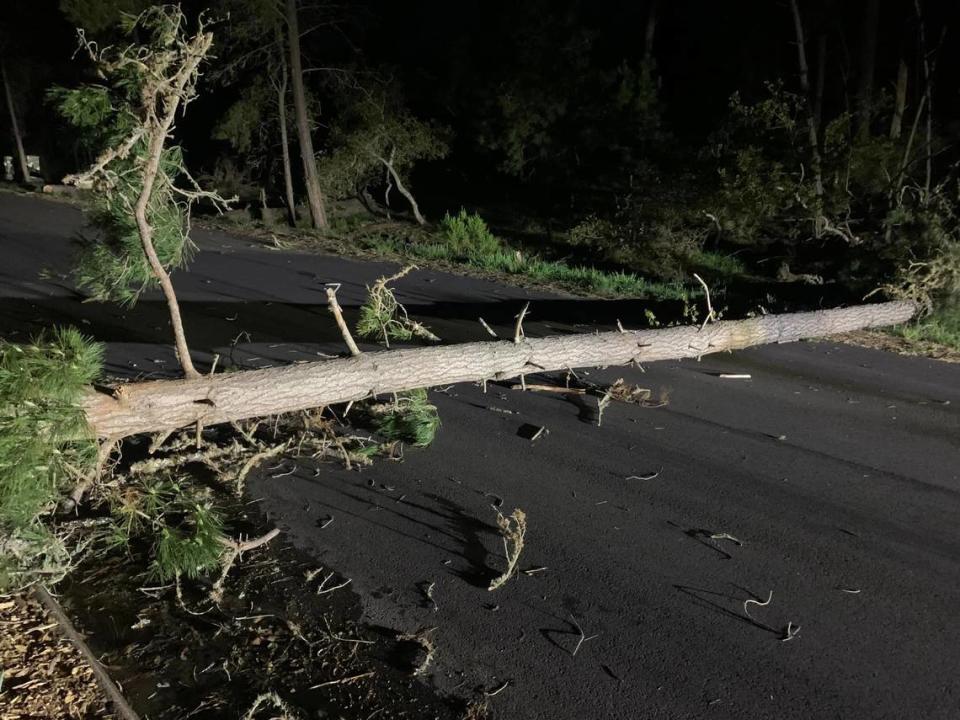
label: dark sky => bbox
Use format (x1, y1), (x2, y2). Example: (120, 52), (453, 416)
(1, 0), (957, 182)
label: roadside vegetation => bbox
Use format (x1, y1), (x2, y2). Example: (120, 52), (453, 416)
(0, 0), (957, 717)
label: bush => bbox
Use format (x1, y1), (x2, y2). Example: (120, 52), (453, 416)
(438, 210), (503, 257)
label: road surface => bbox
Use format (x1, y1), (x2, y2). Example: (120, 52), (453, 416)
(2, 191), (958, 719)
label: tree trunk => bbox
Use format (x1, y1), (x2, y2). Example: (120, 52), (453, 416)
(914, 0), (934, 201)
(1, 59), (30, 184)
(643, 0), (658, 65)
(285, 0), (328, 229)
(132, 34), (213, 381)
(377, 151), (425, 225)
(275, 50), (297, 226)
(82, 301), (915, 440)
(889, 57), (908, 139)
(813, 34), (827, 134)
(788, 0), (824, 201)
(856, 0), (880, 135)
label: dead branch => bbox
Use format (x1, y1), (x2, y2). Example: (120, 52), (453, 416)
(34, 585), (141, 720)
(325, 285), (361, 356)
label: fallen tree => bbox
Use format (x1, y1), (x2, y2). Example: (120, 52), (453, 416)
(83, 300), (915, 440)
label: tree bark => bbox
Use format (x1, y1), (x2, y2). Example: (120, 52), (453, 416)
(889, 57), (908, 139)
(275, 50), (297, 226)
(285, 0), (328, 229)
(377, 151), (425, 225)
(643, 0), (658, 65)
(856, 0), (880, 135)
(788, 0), (824, 201)
(131, 34), (213, 380)
(1, 59), (30, 184)
(82, 301), (915, 440)
(813, 34), (827, 134)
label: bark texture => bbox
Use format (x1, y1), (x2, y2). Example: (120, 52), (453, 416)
(286, 0), (328, 229)
(789, 0), (824, 200)
(1, 59), (30, 184)
(83, 301), (915, 439)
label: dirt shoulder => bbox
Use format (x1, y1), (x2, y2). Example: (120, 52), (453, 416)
(0, 593), (116, 720)
(834, 329), (960, 363)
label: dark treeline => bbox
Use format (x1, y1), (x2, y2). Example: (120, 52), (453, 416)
(2, 0), (959, 322)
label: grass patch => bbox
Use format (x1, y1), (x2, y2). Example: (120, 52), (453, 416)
(343, 211), (690, 301)
(394, 239), (688, 300)
(685, 249), (746, 277)
(889, 300), (960, 351)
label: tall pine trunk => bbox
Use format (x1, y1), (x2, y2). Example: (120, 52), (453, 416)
(82, 301), (915, 440)
(788, 0), (824, 201)
(856, 0), (880, 135)
(285, 0), (328, 229)
(1, 59), (30, 184)
(275, 45), (297, 226)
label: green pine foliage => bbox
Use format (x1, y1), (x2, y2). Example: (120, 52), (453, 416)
(74, 149), (193, 306)
(108, 473), (227, 582)
(48, 6), (206, 307)
(153, 500), (225, 581)
(0, 328), (103, 589)
(438, 210), (503, 257)
(373, 390), (441, 447)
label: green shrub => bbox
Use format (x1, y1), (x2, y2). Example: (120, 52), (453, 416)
(439, 210), (503, 257)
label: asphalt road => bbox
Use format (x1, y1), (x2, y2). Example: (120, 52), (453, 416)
(2, 192), (958, 719)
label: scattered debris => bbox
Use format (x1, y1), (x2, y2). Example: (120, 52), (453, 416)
(781, 622), (802, 642)
(708, 532), (742, 546)
(397, 627), (438, 676)
(240, 691), (298, 720)
(485, 680), (511, 697)
(309, 671), (376, 689)
(488, 508), (528, 591)
(355, 266), (439, 346)
(626, 467), (662, 481)
(743, 590), (773, 622)
(568, 614), (599, 657)
(517, 424), (548, 442)
(521, 566), (547, 576)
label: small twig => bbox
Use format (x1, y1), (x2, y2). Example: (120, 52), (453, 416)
(626, 467), (662, 481)
(743, 590), (773, 621)
(310, 671), (375, 689)
(235, 443), (288, 494)
(326, 285), (361, 357)
(693, 273), (717, 331)
(569, 614), (598, 657)
(478, 317), (499, 338)
(485, 680), (511, 697)
(212, 528), (281, 602)
(510, 383), (586, 395)
(33, 586), (142, 720)
(709, 532), (742, 546)
(514, 302), (530, 344)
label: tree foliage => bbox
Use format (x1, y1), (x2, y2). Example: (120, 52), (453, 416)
(51, 6), (220, 307)
(0, 328), (102, 589)
(320, 88), (449, 202)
